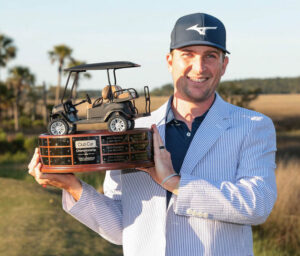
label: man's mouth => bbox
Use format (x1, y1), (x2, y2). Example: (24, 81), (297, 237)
(187, 76), (209, 83)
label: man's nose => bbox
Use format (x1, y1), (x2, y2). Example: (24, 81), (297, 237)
(192, 56), (207, 72)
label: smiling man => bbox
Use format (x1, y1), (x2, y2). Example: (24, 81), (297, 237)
(166, 45), (228, 128)
(28, 13), (277, 256)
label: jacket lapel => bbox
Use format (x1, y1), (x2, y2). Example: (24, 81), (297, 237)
(180, 94), (231, 175)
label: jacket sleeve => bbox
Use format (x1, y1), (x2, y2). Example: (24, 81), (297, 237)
(62, 170), (123, 245)
(173, 117), (277, 225)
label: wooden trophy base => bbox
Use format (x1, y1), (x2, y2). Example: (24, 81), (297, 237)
(38, 129), (154, 173)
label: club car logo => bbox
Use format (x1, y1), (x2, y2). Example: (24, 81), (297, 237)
(75, 140), (96, 149)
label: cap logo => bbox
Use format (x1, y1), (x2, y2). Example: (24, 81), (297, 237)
(186, 24), (217, 35)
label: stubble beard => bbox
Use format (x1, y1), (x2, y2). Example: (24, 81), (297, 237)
(179, 80), (219, 103)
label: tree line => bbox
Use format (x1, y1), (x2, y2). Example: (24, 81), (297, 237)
(220, 77), (300, 94)
(151, 76), (300, 108)
(151, 77), (300, 96)
(150, 83), (262, 108)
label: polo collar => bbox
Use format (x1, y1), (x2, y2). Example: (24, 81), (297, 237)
(164, 94), (216, 124)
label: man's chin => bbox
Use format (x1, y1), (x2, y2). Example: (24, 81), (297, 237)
(183, 91), (214, 104)
(183, 94), (207, 103)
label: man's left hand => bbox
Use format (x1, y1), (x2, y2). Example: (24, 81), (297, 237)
(139, 124), (180, 195)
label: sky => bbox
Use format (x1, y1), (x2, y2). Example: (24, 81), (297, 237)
(1, 0), (299, 91)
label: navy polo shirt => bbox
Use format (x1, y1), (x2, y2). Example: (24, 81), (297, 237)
(165, 98), (212, 206)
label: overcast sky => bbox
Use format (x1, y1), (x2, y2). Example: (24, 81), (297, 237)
(1, 0), (299, 91)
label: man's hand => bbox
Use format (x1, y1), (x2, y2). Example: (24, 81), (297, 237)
(140, 124), (180, 195)
(28, 148), (83, 201)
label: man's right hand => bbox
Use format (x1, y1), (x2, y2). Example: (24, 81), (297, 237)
(28, 148), (83, 201)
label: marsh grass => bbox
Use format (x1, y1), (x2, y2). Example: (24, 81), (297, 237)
(253, 159), (300, 255)
(276, 131), (300, 164)
(249, 94), (300, 119)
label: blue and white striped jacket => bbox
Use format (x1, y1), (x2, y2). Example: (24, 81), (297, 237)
(63, 93), (277, 256)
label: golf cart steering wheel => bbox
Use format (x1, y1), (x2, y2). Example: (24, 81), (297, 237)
(86, 94), (92, 104)
(92, 97), (103, 108)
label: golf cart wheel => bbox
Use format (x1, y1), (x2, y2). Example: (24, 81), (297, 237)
(48, 119), (69, 135)
(127, 120), (135, 130)
(108, 114), (128, 132)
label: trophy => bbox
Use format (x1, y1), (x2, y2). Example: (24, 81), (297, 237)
(39, 61), (154, 173)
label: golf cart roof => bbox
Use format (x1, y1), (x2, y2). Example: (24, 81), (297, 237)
(64, 61), (140, 72)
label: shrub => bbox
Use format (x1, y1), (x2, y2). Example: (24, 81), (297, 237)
(32, 119), (45, 127)
(19, 116), (32, 128)
(1, 119), (14, 130)
(10, 132), (25, 153)
(0, 140), (10, 154)
(0, 152), (28, 164)
(0, 129), (6, 141)
(24, 137), (38, 155)
(217, 82), (261, 108)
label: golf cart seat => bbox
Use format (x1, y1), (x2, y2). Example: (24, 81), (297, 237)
(102, 85), (122, 101)
(101, 85), (136, 102)
(91, 85), (122, 108)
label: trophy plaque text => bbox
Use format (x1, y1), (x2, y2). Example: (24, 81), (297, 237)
(39, 128), (154, 173)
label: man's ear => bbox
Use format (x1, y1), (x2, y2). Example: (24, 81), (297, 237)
(166, 53), (173, 73)
(221, 56), (229, 76)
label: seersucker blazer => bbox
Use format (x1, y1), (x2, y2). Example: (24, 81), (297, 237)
(63, 93), (277, 256)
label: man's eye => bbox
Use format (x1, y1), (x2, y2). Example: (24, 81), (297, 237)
(207, 54), (217, 59)
(182, 52), (193, 57)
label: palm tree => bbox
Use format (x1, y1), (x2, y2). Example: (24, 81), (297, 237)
(0, 81), (13, 122)
(7, 66), (35, 131)
(48, 44), (73, 105)
(66, 59), (91, 99)
(0, 34), (17, 80)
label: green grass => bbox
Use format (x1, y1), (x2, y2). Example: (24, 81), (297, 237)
(0, 163), (31, 180)
(0, 177), (122, 256)
(253, 231), (291, 256)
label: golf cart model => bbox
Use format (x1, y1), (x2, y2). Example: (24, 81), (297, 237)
(48, 61), (151, 135)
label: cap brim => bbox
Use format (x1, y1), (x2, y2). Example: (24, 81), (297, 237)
(171, 40), (230, 54)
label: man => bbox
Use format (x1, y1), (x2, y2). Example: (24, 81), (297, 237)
(28, 13), (277, 256)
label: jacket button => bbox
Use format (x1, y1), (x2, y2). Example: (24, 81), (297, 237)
(186, 208), (193, 214)
(196, 212), (203, 217)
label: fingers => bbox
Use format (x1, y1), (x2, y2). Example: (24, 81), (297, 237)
(33, 162), (52, 187)
(29, 148), (40, 167)
(27, 148), (76, 190)
(28, 148), (48, 186)
(28, 148), (41, 176)
(151, 124), (165, 153)
(149, 124), (176, 184)
(34, 162), (42, 180)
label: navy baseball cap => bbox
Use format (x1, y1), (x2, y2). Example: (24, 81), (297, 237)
(170, 13), (230, 54)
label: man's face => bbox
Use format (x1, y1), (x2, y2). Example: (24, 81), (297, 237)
(166, 45), (228, 103)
